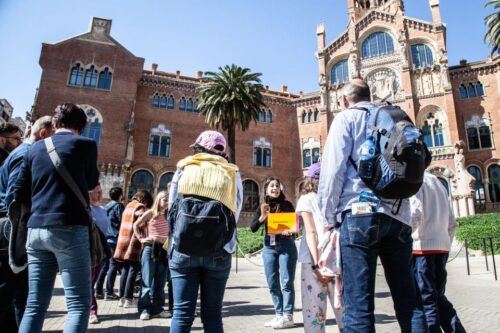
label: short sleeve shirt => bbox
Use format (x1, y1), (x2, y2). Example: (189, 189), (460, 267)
(296, 192), (326, 264)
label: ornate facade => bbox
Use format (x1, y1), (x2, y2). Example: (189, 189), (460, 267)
(33, 0), (499, 225)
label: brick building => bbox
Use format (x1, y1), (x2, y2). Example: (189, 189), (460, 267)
(33, 0), (499, 224)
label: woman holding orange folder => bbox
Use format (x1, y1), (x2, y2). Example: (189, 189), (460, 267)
(250, 177), (297, 329)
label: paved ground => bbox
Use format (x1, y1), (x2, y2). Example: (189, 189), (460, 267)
(41, 251), (500, 332)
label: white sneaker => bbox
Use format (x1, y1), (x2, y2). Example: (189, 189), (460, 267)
(118, 298), (126, 307)
(124, 299), (137, 308)
(89, 314), (99, 324)
(140, 311), (151, 320)
(152, 310), (172, 318)
(272, 315), (295, 329)
(264, 316), (282, 327)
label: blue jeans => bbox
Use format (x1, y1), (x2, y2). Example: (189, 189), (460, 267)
(19, 225), (91, 333)
(414, 254), (466, 333)
(169, 248), (231, 333)
(262, 236), (297, 316)
(94, 243), (121, 296)
(138, 244), (168, 315)
(340, 212), (427, 333)
(119, 260), (140, 300)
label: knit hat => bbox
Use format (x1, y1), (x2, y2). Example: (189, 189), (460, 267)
(190, 130), (227, 156)
(307, 162), (321, 180)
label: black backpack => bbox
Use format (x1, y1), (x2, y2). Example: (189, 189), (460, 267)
(350, 104), (432, 201)
(167, 195), (236, 256)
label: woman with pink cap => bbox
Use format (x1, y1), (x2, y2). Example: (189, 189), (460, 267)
(167, 130), (243, 333)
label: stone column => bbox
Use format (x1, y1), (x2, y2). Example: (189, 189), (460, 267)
(467, 197), (476, 216)
(483, 177), (491, 203)
(452, 199), (460, 218)
(458, 196), (469, 217)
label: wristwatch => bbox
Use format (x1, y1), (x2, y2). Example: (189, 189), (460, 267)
(311, 264), (319, 271)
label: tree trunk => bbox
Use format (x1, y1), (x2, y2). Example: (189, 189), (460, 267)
(227, 125), (236, 163)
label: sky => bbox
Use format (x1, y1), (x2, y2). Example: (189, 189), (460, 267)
(0, 0), (493, 119)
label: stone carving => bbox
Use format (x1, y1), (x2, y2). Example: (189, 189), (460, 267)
(366, 68), (399, 101)
(126, 111), (135, 133)
(349, 53), (358, 78)
(319, 74), (328, 108)
(125, 135), (135, 167)
(329, 90), (342, 111)
(453, 141), (475, 197)
(422, 72), (433, 95)
(398, 30), (409, 67)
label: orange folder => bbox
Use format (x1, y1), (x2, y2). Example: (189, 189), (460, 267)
(267, 213), (300, 235)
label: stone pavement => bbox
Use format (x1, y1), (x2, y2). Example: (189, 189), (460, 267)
(41, 254), (500, 332)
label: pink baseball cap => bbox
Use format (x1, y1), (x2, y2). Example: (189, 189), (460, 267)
(190, 130), (227, 156)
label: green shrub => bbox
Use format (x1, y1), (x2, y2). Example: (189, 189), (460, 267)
(236, 227), (264, 257)
(456, 213), (500, 254)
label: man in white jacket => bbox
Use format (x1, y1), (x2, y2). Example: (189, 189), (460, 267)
(410, 171), (466, 333)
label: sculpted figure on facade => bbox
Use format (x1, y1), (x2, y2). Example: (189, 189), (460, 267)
(319, 74), (328, 108)
(453, 140), (476, 197)
(398, 29), (409, 67)
(349, 53), (359, 78)
(367, 68), (399, 101)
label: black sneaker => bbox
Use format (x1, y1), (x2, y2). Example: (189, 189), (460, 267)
(104, 293), (120, 300)
(95, 292), (104, 300)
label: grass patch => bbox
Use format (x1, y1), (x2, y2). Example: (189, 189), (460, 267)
(236, 227), (264, 257)
(456, 213), (500, 254)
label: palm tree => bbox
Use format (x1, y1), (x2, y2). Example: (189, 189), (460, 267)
(198, 64), (265, 163)
(485, 0), (500, 54)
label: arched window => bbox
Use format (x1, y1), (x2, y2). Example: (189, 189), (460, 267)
(331, 60), (349, 84)
(459, 84), (468, 99)
(420, 113), (444, 148)
(83, 65), (98, 88)
(149, 135), (171, 157)
(361, 32), (395, 59)
(253, 147), (262, 166)
(80, 105), (103, 146)
(149, 124), (171, 157)
(167, 95), (175, 109)
(411, 44), (434, 68)
(302, 138), (321, 168)
(128, 170), (154, 200)
(437, 177), (450, 194)
(159, 172), (175, 192)
(467, 166), (486, 204)
(476, 81), (485, 96)
(303, 149), (312, 168)
(468, 83), (477, 98)
(466, 116), (493, 150)
(307, 110), (312, 123)
(301, 111), (307, 124)
(258, 110), (266, 122)
(266, 110), (273, 123)
(253, 138), (272, 168)
(193, 98), (199, 112)
(159, 95), (167, 109)
(488, 165), (500, 203)
(97, 67), (112, 90)
(179, 97), (186, 110)
(68, 63), (84, 86)
(186, 98), (194, 112)
(152, 94), (160, 108)
(82, 119), (102, 146)
(313, 109), (319, 122)
(243, 180), (260, 211)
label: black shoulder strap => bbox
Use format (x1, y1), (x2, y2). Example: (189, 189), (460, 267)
(44, 138), (91, 213)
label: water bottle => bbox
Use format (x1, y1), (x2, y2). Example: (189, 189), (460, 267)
(358, 136), (376, 180)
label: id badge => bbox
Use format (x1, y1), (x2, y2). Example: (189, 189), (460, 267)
(270, 234), (276, 246)
(352, 202), (372, 215)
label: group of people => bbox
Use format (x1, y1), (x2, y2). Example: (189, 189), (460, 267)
(0, 78), (467, 333)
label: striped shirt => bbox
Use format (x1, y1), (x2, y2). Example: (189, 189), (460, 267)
(148, 214), (169, 238)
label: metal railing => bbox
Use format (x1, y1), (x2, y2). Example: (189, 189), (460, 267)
(464, 237), (498, 281)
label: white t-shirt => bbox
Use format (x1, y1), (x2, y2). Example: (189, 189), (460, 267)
(296, 192), (326, 264)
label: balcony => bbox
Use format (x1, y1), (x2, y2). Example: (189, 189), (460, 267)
(429, 146), (454, 160)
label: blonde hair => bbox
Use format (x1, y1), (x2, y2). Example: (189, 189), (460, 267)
(151, 191), (168, 218)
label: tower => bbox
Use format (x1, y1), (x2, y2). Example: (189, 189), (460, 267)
(347, 0), (404, 21)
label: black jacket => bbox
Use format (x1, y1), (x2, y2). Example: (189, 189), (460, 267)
(250, 200), (295, 234)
